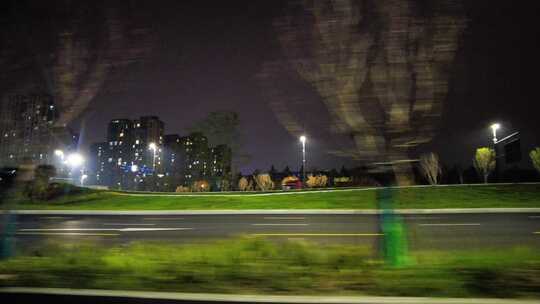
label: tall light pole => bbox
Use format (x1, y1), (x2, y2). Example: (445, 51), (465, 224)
(148, 142), (157, 171)
(66, 153), (85, 186)
(54, 149), (65, 176)
(490, 123), (500, 144)
(299, 135), (306, 185)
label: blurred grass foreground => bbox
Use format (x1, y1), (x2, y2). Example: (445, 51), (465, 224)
(0, 238), (539, 298)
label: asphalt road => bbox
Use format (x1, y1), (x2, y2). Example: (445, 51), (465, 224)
(8, 212), (540, 251)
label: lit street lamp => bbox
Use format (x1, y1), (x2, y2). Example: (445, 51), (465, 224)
(299, 135), (306, 185)
(148, 142), (157, 171)
(54, 149), (64, 160)
(490, 123), (500, 144)
(66, 153), (84, 168)
(65, 153), (85, 186)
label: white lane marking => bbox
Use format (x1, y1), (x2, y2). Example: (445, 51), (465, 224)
(252, 223), (309, 226)
(102, 223), (156, 226)
(418, 223), (481, 227)
(144, 217), (185, 220)
(19, 228), (193, 232)
(405, 216), (444, 220)
(252, 233), (382, 237)
(41, 216), (73, 220)
(263, 217), (306, 220)
(17, 232), (119, 236)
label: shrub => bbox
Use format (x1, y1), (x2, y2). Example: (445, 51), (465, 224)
(175, 185), (191, 192)
(253, 174), (274, 191)
(238, 177), (249, 191)
(191, 180), (210, 192)
(306, 174), (328, 188)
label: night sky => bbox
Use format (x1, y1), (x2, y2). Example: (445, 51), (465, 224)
(2, 0), (540, 173)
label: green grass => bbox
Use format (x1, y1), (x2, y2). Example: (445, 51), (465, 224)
(8, 184), (540, 210)
(1, 238), (539, 298)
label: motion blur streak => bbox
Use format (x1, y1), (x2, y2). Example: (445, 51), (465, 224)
(261, 0), (466, 184)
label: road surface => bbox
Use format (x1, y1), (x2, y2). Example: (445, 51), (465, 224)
(9, 212), (540, 251)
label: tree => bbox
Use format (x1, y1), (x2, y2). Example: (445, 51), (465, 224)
(473, 147), (496, 183)
(282, 166), (292, 177)
(530, 148), (540, 174)
(419, 152), (442, 185)
(270, 0), (466, 185)
(269, 165), (278, 180)
(253, 174), (274, 191)
(238, 177), (249, 191)
(29, 165), (56, 200)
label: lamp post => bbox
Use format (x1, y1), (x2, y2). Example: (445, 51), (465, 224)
(148, 142), (157, 171)
(66, 153), (85, 186)
(54, 149), (65, 175)
(490, 123), (500, 144)
(299, 135), (306, 185)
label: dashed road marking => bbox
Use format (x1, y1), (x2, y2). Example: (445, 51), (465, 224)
(252, 223), (309, 226)
(252, 233), (382, 237)
(418, 223), (481, 227)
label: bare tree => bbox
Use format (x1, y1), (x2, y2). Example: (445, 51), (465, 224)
(420, 153), (442, 185)
(473, 147), (496, 184)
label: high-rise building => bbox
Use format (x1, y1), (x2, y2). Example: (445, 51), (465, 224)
(88, 142), (109, 186)
(163, 134), (186, 190)
(132, 116), (164, 177)
(0, 92), (76, 167)
(183, 132), (210, 186)
(210, 144), (232, 177)
(106, 119), (133, 188)
(91, 116), (165, 189)
(89, 119), (231, 191)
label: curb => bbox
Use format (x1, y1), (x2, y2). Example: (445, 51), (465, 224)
(0, 287), (538, 304)
(4, 208), (540, 215)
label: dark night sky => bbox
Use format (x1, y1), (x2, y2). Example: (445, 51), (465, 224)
(4, 0), (540, 173)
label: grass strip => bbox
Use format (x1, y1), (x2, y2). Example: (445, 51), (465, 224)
(0, 238), (539, 298)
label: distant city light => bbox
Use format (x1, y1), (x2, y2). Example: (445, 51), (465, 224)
(131, 164), (139, 172)
(148, 142), (157, 150)
(299, 135), (306, 143)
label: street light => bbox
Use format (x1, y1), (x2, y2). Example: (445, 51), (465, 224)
(148, 142), (157, 171)
(54, 149), (64, 159)
(490, 123), (501, 144)
(66, 153), (84, 168)
(299, 135), (306, 185)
